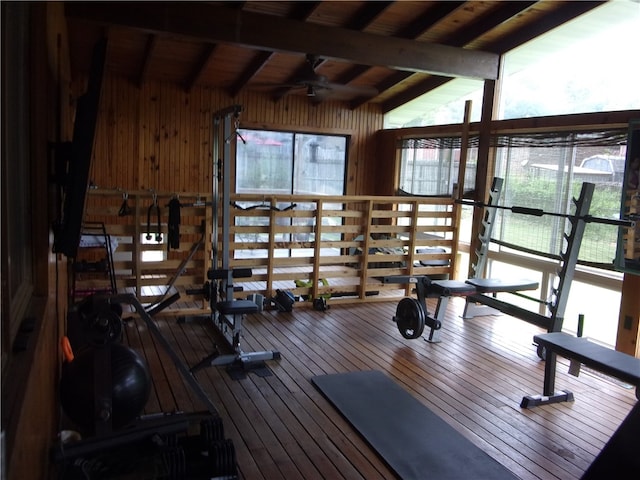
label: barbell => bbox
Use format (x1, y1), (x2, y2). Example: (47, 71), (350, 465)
(456, 200), (635, 228)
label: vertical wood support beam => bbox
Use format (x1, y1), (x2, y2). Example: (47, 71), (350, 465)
(312, 198), (323, 300)
(405, 199), (420, 296)
(468, 58), (502, 277)
(359, 200), (374, 299)
(452, 100), (472, 279)
(267, 199), (277, 296)
(616, 273), (640, 357)
(134, 194), (141, 295)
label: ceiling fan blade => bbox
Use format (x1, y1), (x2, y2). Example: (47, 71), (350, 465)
(315, 81), (379, 98)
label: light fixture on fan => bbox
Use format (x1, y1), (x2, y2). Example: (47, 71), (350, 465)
(306, 85), (316, 97)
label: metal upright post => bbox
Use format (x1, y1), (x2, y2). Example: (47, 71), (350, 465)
(546, 182), (594, 332)
(211, 105), (242, 301)
(470, 177), (503, 279)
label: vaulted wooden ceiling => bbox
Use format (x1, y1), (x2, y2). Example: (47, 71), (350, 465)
(64, 1), (604, 112)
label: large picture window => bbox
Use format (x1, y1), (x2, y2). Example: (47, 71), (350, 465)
(492, 129), (628, 267)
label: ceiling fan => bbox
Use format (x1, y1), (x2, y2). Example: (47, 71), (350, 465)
(259, 54), (378, 102)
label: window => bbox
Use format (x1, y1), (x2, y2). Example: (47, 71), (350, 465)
(385, 1), (640, 128)
(398, 136), (477, 196)
(2, 3), (33, 370)
(491, 129), (628, 267)
(236, 129), (347, 196)
(234, 129), (348, 259)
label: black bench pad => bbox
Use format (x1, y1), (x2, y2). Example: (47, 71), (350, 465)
(534, 332), (640, 387)
(429, 278), (538, 296)
(466, 278), (538, 293)
(429, 280), (477, 295)
(217, 300), (259, 315)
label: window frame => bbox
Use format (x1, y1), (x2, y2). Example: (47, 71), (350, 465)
(235, 128), (350, 197)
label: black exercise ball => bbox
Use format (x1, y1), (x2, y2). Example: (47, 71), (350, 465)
(60, 343), (151, 433)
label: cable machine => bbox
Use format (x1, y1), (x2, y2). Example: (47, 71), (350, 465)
(190, 105), (280, 376)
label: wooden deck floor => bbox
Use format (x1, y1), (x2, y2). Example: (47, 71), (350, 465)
(121, 296), (637, 480)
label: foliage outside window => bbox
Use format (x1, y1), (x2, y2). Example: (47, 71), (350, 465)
(492, 129), (628, 267)
(235, 129), (348, 259)
(398, 130), (629, 268)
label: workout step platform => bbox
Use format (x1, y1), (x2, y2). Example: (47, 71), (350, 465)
(521, 332), (640, 408)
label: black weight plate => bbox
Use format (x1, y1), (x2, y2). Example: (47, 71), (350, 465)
(89, 310), (123, 345)
(395, 297), (426, 339)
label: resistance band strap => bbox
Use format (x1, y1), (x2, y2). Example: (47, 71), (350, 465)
(168, 197), (181, 250)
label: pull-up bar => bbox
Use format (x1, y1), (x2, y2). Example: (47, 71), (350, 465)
(456, 199), (635, 228)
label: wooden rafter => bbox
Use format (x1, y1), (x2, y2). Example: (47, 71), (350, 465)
(346, 1), (467, 88)
(356, 1), (537, 110)
(334, 2), (464, 106)
(65, 2), (501, 80)
(483, 1), (605, 53)
(184, 43), (218, 93)
(272, 1), (394, 102)
(228, 1), (322, 98)
(137, 34), (158, 87)
(377, 1), (603, 112)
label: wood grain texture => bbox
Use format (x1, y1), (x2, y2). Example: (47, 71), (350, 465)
(121, 297), (637, 480)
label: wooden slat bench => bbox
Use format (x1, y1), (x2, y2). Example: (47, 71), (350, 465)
(521, 332), (640, 408)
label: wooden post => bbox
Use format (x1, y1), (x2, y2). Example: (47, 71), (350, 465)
(616, 273), (640, 357)
(452, 100), (472, 279)
(469, 79), (497, 278)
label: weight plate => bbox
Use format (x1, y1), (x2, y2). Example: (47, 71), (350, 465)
(89, 310), (123, 345)
(395, 297), (426, 339)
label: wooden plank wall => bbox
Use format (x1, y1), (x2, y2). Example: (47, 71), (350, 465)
(5, 4), (71, 480)
(88, 74), (385, 197)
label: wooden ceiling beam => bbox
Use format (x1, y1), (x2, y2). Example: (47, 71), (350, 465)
(396, 1), (465, 40)
(229, 50), (274, 98)
(337, 2), (464, 102)
(343, 1), (395, 32)
(229, 1), (321, 98)
(376, 1), (603, 113)
(365, 1), (539, 111)
(184, 43), (218, 93)
(65, 2), (500, 80)
(273, 1), (394, 102)
(483, 1), (604, 53)
(444, 2), (538, 47)
(379, 77), (452, 113)
(137, 34), (158, 87)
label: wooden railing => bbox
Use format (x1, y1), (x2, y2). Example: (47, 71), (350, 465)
(81, 189), (458, 314)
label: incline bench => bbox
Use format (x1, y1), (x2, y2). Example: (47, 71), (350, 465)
(521, 332), (640, 408)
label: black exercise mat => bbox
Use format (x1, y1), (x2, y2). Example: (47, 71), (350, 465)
(312, 370), (517, 480)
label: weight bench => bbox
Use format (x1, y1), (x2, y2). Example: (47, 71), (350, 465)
(189, 268), (280, 376)
(191, 298), (281, 376)
(521, 332), (640, 408)
(427, 278), (539, 342)
(386, 275), (538, 343)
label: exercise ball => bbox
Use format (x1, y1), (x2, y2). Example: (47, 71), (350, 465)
(60, 343), (151, 433)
